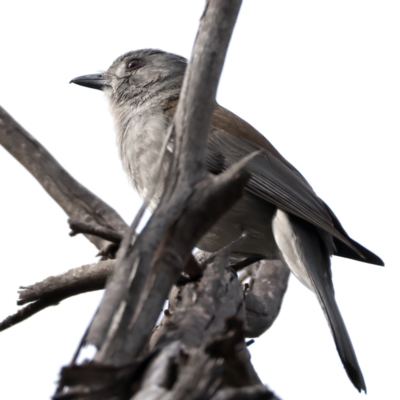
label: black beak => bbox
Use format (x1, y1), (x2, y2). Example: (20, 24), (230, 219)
(70, 73), (110, 90)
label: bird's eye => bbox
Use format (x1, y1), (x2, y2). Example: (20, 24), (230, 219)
(126, 59), (141, 70)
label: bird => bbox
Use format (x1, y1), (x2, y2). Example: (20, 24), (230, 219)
(71, 49), (383, 392)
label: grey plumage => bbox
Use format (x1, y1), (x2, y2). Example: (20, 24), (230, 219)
(71, 49), (384, 392)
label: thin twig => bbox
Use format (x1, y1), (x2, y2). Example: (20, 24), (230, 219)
(230, 255), (266, 272)
(0, 298), (64, 332)
(200, 232), (249, 267)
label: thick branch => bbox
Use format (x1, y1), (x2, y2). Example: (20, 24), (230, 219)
(134, 256), (277, 398)
(169, 0), (242, 181)
(90, 160), (251, 365)
(244, 260), (290, 337)
(56, 255), (278, 400)
(0, 107), (128, 250)
(0, 261), (115, 331)
(82, 0), (243, 367)
(149, 253), (262, 388)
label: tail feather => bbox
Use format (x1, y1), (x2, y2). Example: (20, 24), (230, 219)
(313, 277), (366, 392)
(272, 209), (366, 392)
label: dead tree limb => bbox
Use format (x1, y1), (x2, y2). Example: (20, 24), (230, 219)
(79, 0), (245, 367)
(55, 255), (281, 400)
(0, 254), (289, 340)
(244, 260), (290, 337)
(0, 107), (128, 251)
(17, 260), (115, 306)
(68, 219), (124, 244)
(0, 261), (115, 332)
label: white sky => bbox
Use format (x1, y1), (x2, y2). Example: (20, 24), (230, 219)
(0, 1), (399, 399)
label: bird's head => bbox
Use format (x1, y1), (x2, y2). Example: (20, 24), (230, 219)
(70, 49), (187, 107)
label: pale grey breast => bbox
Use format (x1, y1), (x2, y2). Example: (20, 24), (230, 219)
(115, 106), (171, 211)
(115, 105), (279, 259)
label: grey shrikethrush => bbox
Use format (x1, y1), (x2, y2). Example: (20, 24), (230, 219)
(71, 49), (384, 392)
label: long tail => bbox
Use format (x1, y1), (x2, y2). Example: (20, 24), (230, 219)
(272, 209), (366, 392)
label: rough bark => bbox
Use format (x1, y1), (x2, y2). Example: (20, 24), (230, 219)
(54, 255), (281, 400)
(243, 260), (290, 337)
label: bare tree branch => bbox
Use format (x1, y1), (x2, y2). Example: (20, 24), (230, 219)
(0, 255), (289, 341)
(0, 106), (128, 250)
(81, 0), (244, 367)
(68, 219), (125, 244)
(0, 261), (115, 332)
(56, 254), (280, 400)
(244, 260), (290, 337)
(90, 155), (252, 364)
(0, 298), (62, 333)
(148, 253), (263, 389)
(17, 260), (115, 305)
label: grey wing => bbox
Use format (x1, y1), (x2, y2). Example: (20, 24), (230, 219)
(206, 128), (370, 259)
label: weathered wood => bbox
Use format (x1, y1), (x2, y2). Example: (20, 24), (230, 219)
(146, 254), (263, 393)
(0, 252), (289, 343)
(68, 219), (125, 244)
(0, 261), (115, 332)
(17, 260), (115, 306)
(55, 255), (280, 399)
(91, 157), (252, 365)
(244, 260), (290, 337)
(0, 237), (289, 342)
